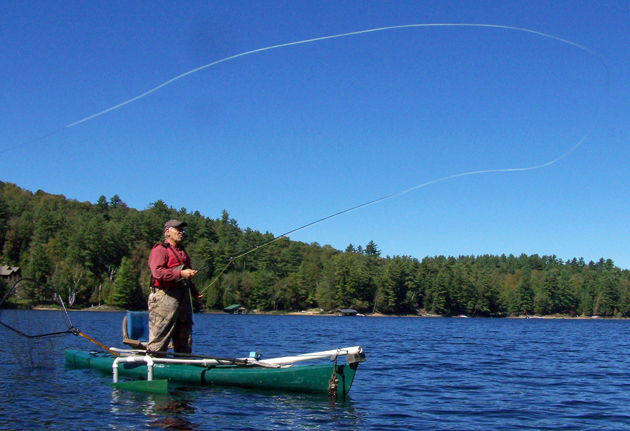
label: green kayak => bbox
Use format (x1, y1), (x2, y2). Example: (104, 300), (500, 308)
(64, 346), (364, 398)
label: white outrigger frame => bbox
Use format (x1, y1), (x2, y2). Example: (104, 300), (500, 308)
(110, 346), (364, 383)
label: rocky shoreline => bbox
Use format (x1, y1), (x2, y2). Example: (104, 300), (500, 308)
(33, 305), (622, 319)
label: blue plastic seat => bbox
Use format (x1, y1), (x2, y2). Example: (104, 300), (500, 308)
(122, 311), (149, 349)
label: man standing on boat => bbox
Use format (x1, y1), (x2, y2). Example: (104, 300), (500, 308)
(147, 219), (202, 355)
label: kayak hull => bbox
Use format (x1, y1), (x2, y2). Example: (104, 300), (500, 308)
(64, 349), (359, 398)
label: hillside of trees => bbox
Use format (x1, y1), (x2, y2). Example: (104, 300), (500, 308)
(1, 181), (629, 317)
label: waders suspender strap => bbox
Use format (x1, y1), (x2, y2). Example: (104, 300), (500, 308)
(165, 244), (199, 304)
(165, 244), (198, 312)
(166, 243), (186, 269)
(150, 243), (187, 289)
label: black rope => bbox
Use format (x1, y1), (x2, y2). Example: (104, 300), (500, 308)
(0, 278), (75, 338)
(0, 320), (73, 339)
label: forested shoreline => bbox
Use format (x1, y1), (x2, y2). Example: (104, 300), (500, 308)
(1, 181), (629, 317)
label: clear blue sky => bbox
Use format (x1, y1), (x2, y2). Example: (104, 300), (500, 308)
(2, 1), (629, 268)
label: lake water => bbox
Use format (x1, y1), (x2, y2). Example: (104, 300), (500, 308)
(1, 311), (630, 430)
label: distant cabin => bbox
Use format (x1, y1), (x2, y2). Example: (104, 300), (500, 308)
(223, 304), (248, 314)
(336, 308), (358, 316)
(0, 265), (20, 286)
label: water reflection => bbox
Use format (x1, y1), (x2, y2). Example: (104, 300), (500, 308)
(147, 394), (199, 430)
(109, 387), (201, 430)
(110, 384), (365, 431)
(187, 386), (364, 430)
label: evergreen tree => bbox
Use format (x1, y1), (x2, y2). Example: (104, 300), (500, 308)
(109, 257), (141, 309)
(24, 242), (51, 284)
(514, 269), (534, 314)
(3, 182), (630, 316)
(379, 259), (410, 314)
(365, 240), (381, 257)
(430, 269), (450, 315)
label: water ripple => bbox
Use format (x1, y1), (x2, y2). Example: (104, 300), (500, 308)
(3, 313), (630, 430)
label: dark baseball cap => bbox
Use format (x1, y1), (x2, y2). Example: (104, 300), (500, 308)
(164, 219), (187, 230)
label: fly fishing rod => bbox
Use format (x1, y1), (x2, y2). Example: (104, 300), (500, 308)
(195, 193), (394, 295)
